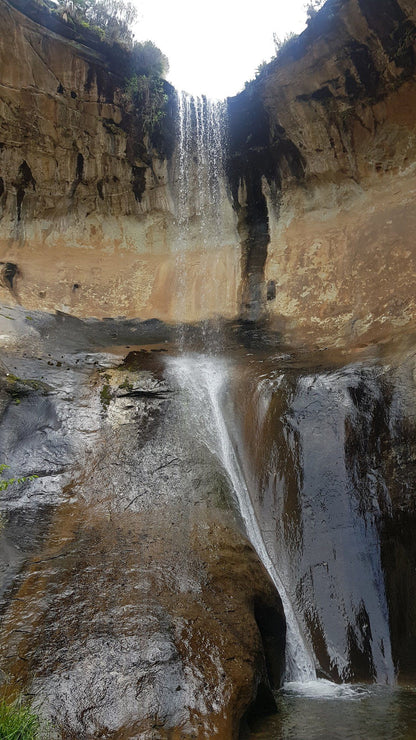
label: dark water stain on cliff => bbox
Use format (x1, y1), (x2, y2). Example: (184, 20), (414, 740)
(130, 165), (146, 202)
(13, 161), (36, 221)
(347, 41), (381, 98)
(227, 92), (305, 322)
(358, 0), (416, 72)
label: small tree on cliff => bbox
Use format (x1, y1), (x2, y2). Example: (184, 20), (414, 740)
(58, 0), (138, 45)
(86, 0), (138, 43)
(273, 31), (297, 55)
(131, 40), (169, 78)
(305, 0), (326, 22)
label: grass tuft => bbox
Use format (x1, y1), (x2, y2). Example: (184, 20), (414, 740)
(0, 697), (41, 739)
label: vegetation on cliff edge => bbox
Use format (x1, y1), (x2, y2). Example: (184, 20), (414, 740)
(253, 0), (326, 81)
(17, 0), (171, 155)
(58, 0), (138, 45)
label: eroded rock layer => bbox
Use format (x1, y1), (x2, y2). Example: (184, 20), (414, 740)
(1, 0), (416, 345)
(0, 0), (240, 323)
(228, 0), (416, 345)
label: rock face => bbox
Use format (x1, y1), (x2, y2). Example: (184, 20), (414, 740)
(0, 309), (285, 738)
(1, 0), (416, 346)
(228, 0), (416, 345)
(0, 0), (240, 324)
(234, 340), (416, 685)
(2, 2), (416, 735)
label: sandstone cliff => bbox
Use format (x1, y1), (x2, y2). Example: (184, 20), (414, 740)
(228, 0), (416, 346)
(0, 0), (240, 324)
(1, 0), (416, 345)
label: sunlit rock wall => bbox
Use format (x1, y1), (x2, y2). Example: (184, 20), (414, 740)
(2, 0), (416, 344)
(0, 0), (240, 322)
(228, 0), (416, 346)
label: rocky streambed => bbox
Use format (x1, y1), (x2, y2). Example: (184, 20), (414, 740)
(0, 305), (285, 739)
(1, 304), (416, 738)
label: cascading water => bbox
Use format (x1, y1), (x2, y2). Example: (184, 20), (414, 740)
(176, 92), (227, 239)
(166, 353), (316, 682)
(174, 92), (229, 336)
(171, 93), (317, 683)
(169, 91), (397, 694)
(167, 352), (397, 690)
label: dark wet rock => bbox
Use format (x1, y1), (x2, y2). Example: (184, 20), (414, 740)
(3, 304), (416, 736)
(0, 316), (286, 738)
(236, 341), (416, 685)
(1, 506), (283, 738)
(0, 262), (19, 293)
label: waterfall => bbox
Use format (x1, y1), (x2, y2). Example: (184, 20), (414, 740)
(166, 354), (316, 682)
(176, 92), (226, 234)
(173, 92), (230, 335)
(171, 93), (316, 682)
(169, 92), (394, 689)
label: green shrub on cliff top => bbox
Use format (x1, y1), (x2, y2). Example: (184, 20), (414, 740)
(124, 74), (168, 133)
(305, 0), (326, 21)
(56, 1), (169, 128)
(131, 39), (169, 78)
(273, 31), (297, 55)
(57, 0), (138, 45)
(122, 41), (169, 143)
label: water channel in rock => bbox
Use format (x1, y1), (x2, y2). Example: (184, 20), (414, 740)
(165, 338), (416, 737)
(167, 92), (416, 734)
(166, 353), (315, 683)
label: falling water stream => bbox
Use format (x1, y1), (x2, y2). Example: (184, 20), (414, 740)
(173, 96), (316, 677)
(166, 91), (413, 735)
(174, 92), (229, 338)
(166, 354), (316, 682)
(177, 92), (226, 233)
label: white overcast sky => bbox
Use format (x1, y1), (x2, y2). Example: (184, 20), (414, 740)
(133, 0), (310, 99)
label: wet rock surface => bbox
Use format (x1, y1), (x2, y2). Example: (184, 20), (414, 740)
(0, 305), (285, 739)
(234, 335), (416, 685)
(1, 306), (416, 737)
